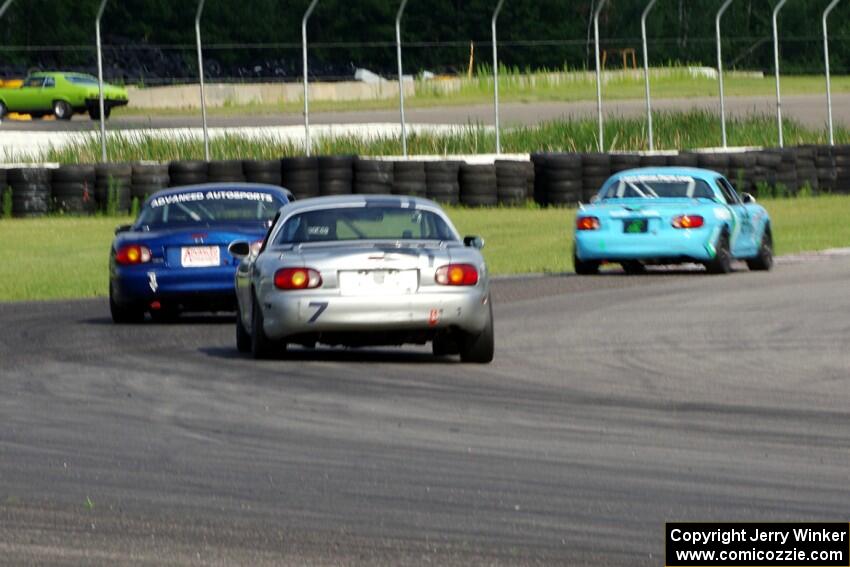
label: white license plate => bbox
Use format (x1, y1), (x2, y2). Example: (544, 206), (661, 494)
(181, 246), (220, 268)
(338, 269), (418, 296)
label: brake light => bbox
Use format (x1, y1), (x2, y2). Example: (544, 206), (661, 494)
(672, 215), (704, 229)
(274, 267), (322, 290)
(435, 264), (479, 286)
(115, 244), (152, 265)
(576, 216), (600, 231)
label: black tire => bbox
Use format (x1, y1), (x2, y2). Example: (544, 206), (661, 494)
(573, 250), (600, 275)
(621, 261), (646, 275)
(705, 232), (733, 274)
(53, 164), (95, 183)
(110, 286), (144, 324)
(236, 301), (251, 353)
(459, 300), (494, 364)
(746, 228), (774, 271)
(251, 293), (277, 359)
(208, 160), (246, 182)
(53, 100), (73, 120)
(432, 333), (459, 357)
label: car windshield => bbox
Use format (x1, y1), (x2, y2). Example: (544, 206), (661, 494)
(600, 176), (717, 201)
(66, 75), (99, 85)
(22, 77), (45, 87)
(276, 206), (456, 244)
(136, 189), (283, 228)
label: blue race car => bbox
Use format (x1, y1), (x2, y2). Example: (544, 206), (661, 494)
(573, 167), (773, 275)
(110, 183), (292, 322)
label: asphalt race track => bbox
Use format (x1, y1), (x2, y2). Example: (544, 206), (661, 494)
(4, 93), (849, 132)
(1, 259), (849, 565)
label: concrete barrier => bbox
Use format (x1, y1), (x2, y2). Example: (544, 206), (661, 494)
(126, 79), (416, 109)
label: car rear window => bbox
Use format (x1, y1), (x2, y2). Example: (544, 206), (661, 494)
(136, 190), (284, 228)
(600, 176), (716, 200)
(66, 75), (99, 86)
(276, 206), (455, 244)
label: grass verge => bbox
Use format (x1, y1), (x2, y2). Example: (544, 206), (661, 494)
(31, 110), (850, 164)
(1, 196), (849, 302)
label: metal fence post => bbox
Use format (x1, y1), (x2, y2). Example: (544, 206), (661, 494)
(302, 0), (319, 157)
(592, 0), (610, 152)
(96, 0), (109, 162)
(823, 0), (842, 146)
(395, 0), (410, 158)
(0, 0), (14, 19)
(195, 0), (210, 161)
(772, 0), (790, 148)
(715, 0), (734, 148)
(491, 0), (506, 155)
(641, 0), (659, 151)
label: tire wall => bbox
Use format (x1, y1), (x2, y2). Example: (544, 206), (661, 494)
(2, 145), (849, 218)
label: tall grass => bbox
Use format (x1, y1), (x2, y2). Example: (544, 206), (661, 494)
(35, 110), (850, 164)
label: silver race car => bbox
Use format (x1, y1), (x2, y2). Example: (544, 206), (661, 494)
(228, 195), (494, 363)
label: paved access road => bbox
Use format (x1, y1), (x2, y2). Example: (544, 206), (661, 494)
(3, 93), (848, 132)
(1, 259), (849, 565)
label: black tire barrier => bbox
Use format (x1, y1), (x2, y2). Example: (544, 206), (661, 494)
(281, 156), (319, 199)
(207, 159), (246, 183)
(610, 153), (641, 173)
(581, 153), (610, 202)
(495, 160), (531, 205)
(815, 146), (836, 193)
(0, 169), (7, 217)
(354, 159), (393, 195)
(425, 161), (460, 204)
(9, 168), (51, 217)
(459, 163), (497, 207)
(168, 160), (208, 187)
(52, 164), (96, 215)
(728, 153), (757, 194)
(131, 163), (169, 203)
(639, 154), (669, 167)
(392, 160), (427, 197)
(792, 146), (819, 193)
(833, 145), (850, 194)
(669, 152), (700, 168)
(531, 152), (584, 206)
(95, 163), (132, 213)
(318, 155), (354, 196)
(243, 159), (282, 187)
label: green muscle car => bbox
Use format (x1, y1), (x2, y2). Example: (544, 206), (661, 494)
(0, 71), (128, 120)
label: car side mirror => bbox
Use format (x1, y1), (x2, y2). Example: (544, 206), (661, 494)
(114, 224), (132, 235)
(463, 235), (484, 249)
(228, 241), (251, 259)
(590, 195), (600, 204)
(741, 192), (756, 204)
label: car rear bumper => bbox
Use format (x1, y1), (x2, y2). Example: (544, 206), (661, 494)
(111, 264), (236, 311)
(575, 228), (720, 262)
(84, 98), (129, 110)
(258, 286), (490, 340)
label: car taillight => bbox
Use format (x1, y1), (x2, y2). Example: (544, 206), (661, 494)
(672, 214), (705, 229)
(274, 267), (322, 290)
(576, 216), (600, 231)
(115, 244), (152, 265)
(435, 264), (479, 286)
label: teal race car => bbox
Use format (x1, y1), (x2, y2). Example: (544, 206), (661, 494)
(573, 167), (774, 275)
(0, 71), (128, 120)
